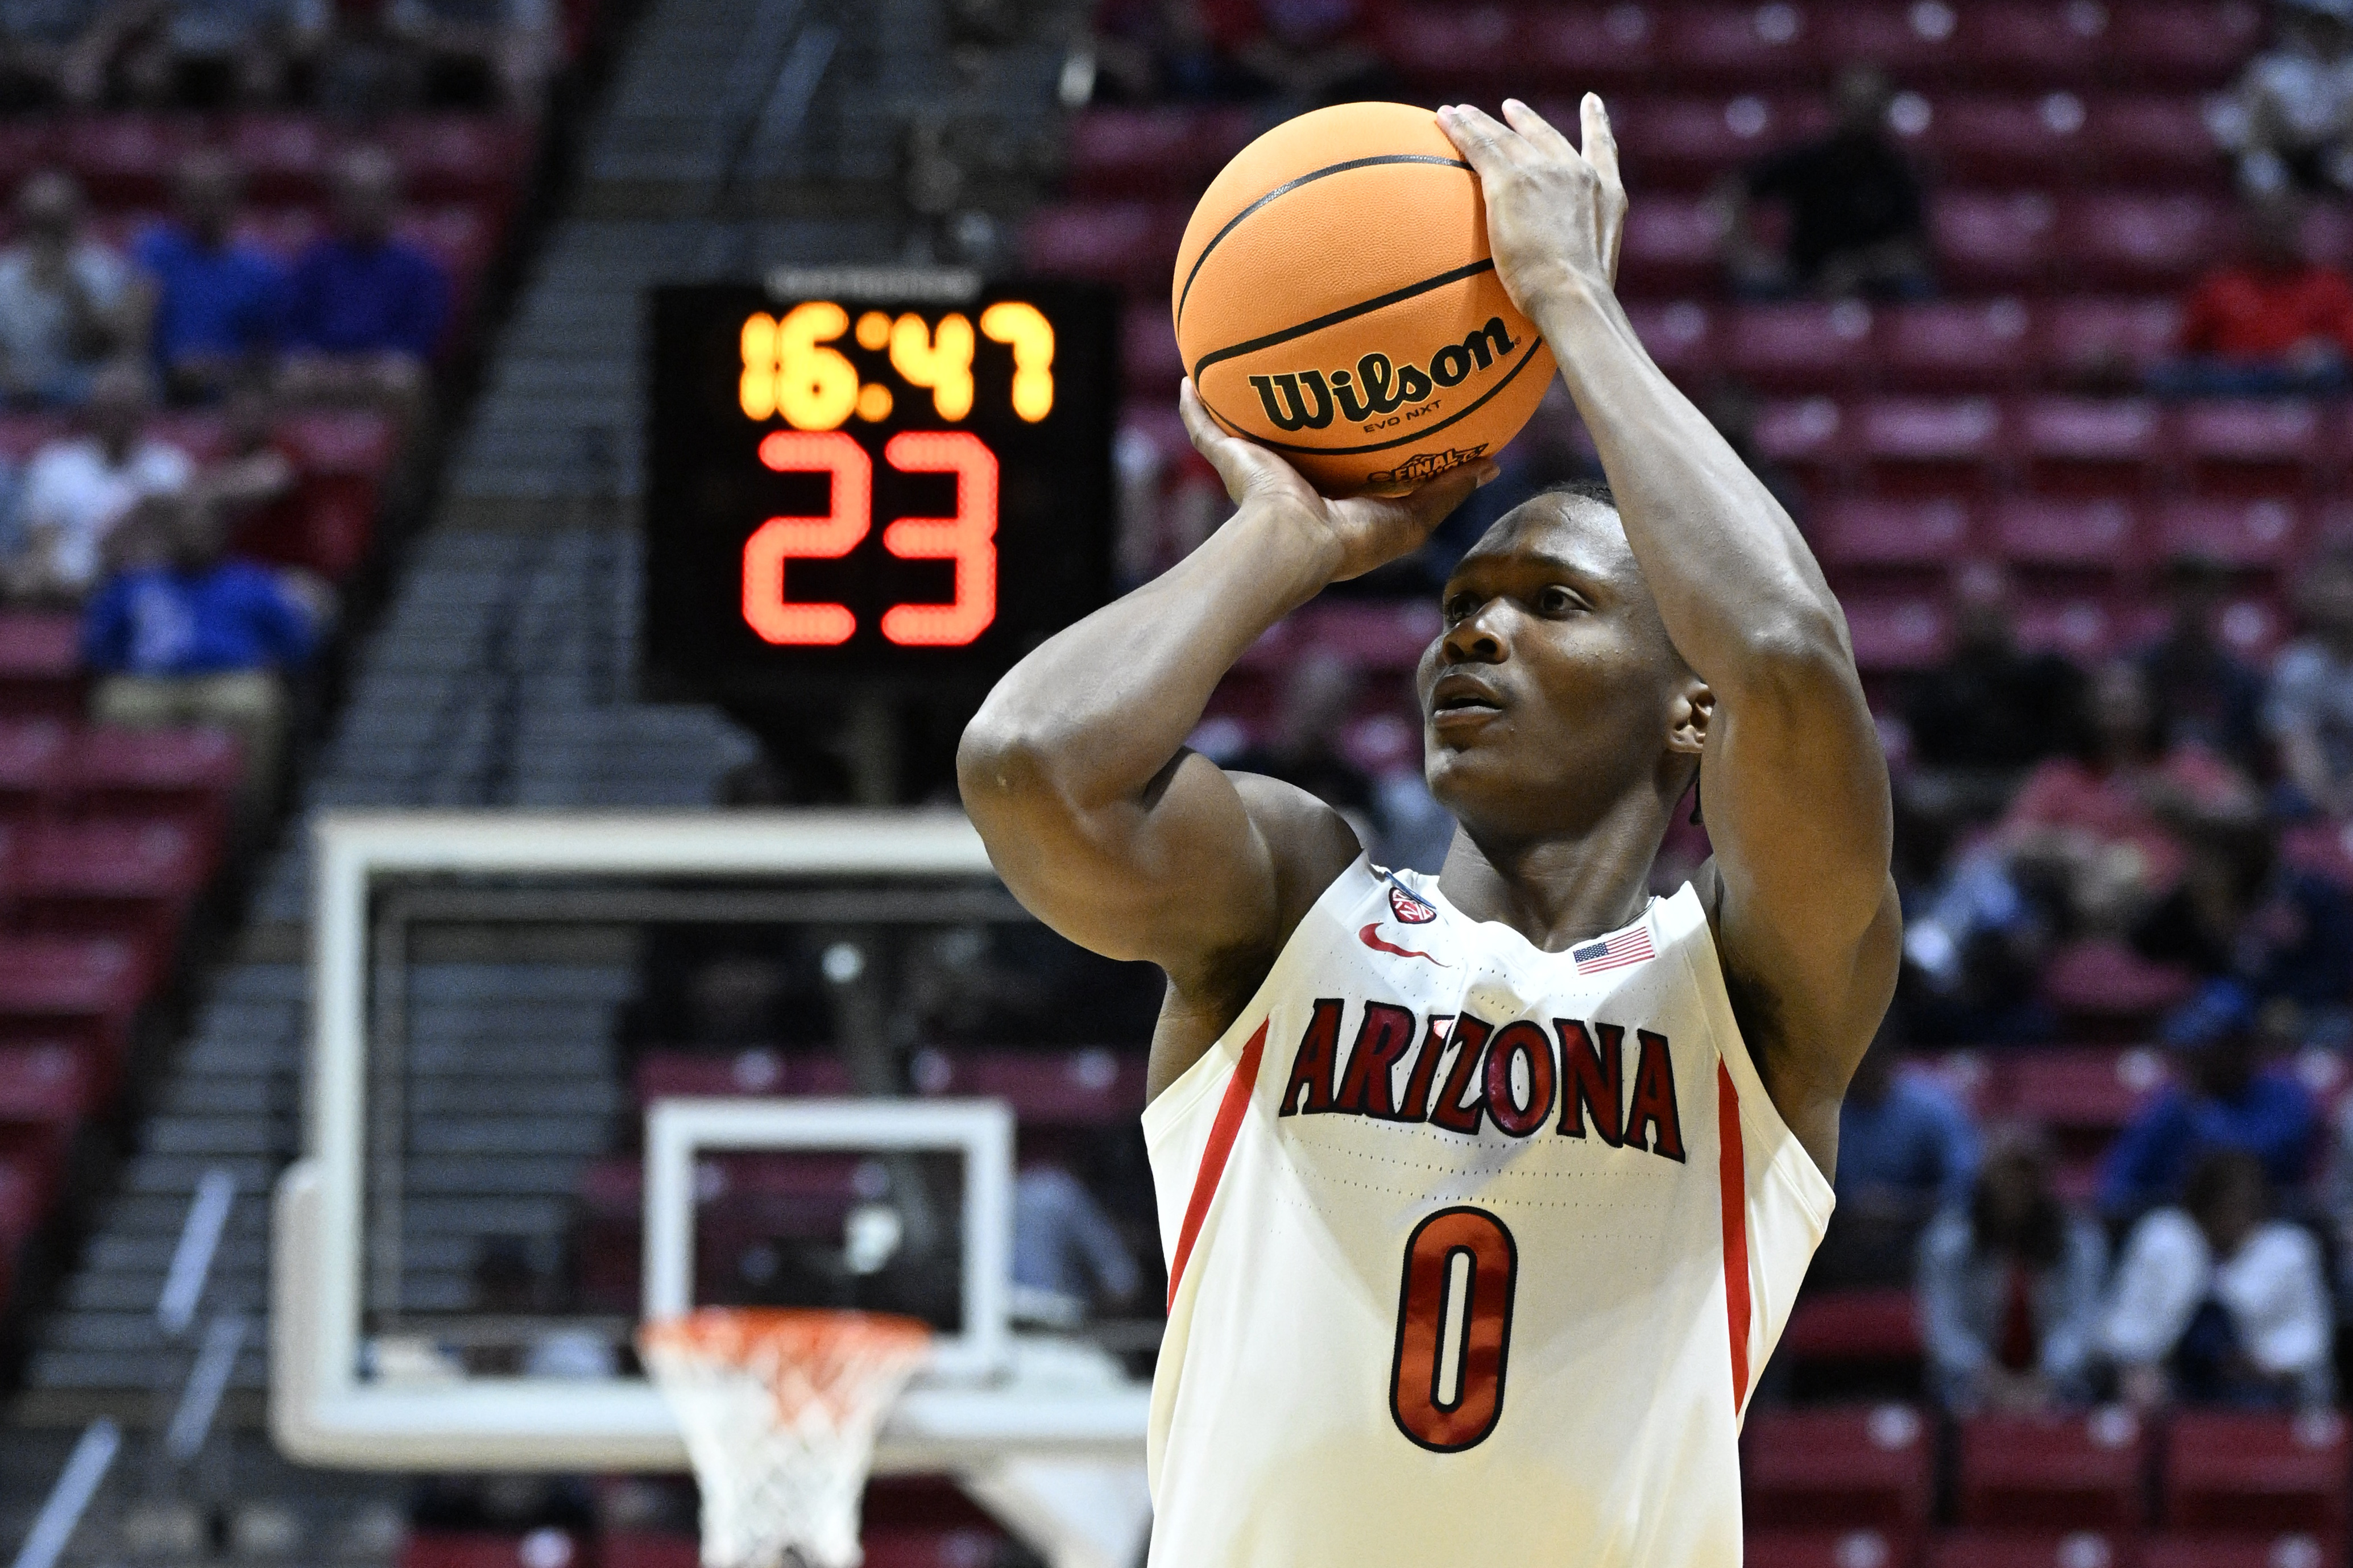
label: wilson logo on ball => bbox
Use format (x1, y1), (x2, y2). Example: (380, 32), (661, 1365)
(1245, 317), (1520, 432)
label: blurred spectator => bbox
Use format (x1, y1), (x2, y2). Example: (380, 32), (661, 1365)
(1012, 1138), (1142, 1326)
(2234, 829), (2353, 1028)
(2139, 555), (2269, 762)
(2152, 194), (2353, 397)
(1721, 65), (1930, 300)
(2100, 980), (2322, 1219)
(2103, 1149), (2332, 1409)
(2267, 542), (2353, 818)
(1902, 564), (2086, 778)
(1229, 649), (1377, 836)
(1997, 659), (2262, 961)
(279, 146), (445, 420)
(0, 0), (118, 108)
(197, 375), (299, 546)
(95, 0), (327, 107)
(2219, 0), (2353, 198)
(1211, 0), (1391, 109)
(134, 150), (285, 404)
(383, 0), (553, 110)
(1086, 0), (1258, 103)
(1816, 1023), (1979, 1288)
(81, 496), (318, 831)
(0, 171), (144, 408)
(1918, 1125), (2108, 1414)
(2, 360), (189, 601)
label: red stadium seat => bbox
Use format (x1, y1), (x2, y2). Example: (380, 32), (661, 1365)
(232, 205), (322, 264)
(2140, 1536), (2341, 1568)
(1754, 397), (1847, 496)
(0, 1043), (90, 1129)
(16, 818), (208, 945)
(1519, 6), (1657, 93)
(1838, 595), (1952, 674)
(1950, 3), (2109, 85)
(2057, 194), (2232, 289)
(1854, 399), (2003, 496)
(2151, 499), (2304, 573)
(2213, 593), (2289, 664)
(1780, 1288), (1921, 1369)
(1931, 192), (2057, 291)
(1878, 300), (2033, 393)
(381, 115), (533, 203)
(913, 1050), (1149, 1125)
(2170, 402), (2329, 497)
(227, 113), (337, 201)
(1618, 195), (1723, 297)
(1375, 6), (1518, 93)
(2041, 941), (2197, 1038)
(1815, 497), (1973, 577)
(1921, 95), (2087, 185)
(1745, 1532), (1907, 1568)
(0, 1123), (60, 1241)
(0, 615), (80, 722)
(0, 121), (56, 193)
(0, 935), (146, 1068)
(400, 1533), (586, 1568)
(1816, 5), (1963, 80)
(2037, 299), (2182, 389)
(1957, 1411), (2152, 1532)
(1064, 107), (1254, 200)
(1743, 1405), (1934, 1538)
(1724, 302), (1874, 394)
(600, 1534), (697, 1568)
(1617, 96), (1820, 190)
(2084, 98), (2232, 188)
(60, 113), (201, 206)
(279, 408), (398, 476)
(2164, 1411), (2350, 1537)
(1023, 202), (1184, 293)
(2110, 2), (2267, 88)
(1625, 301), (1717, 385)
(2010, 594), (2161, 663)
(1925, 1533), (2133, 1568)
(1991, 497), (2141, 580)
(0, 719), (67, 814)
(2016, 398), (2163, 496)
(55, 727), (238, 854)
(861, 1530), (1012, 1568)
(1655, 6), (1820, 87)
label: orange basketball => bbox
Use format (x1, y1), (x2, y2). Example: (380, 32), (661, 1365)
(1172, 101), (1556, 497)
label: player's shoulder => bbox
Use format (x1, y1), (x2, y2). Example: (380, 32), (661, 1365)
(1225, 769), (1364, 918)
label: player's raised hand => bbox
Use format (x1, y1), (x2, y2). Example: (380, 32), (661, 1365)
(1439, 96), (1626, 318)
(1179, 378), (1496, 582)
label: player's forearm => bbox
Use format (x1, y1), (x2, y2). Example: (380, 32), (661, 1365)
(1531, 286), (1849, 689)
(961, 497), (1337, 814)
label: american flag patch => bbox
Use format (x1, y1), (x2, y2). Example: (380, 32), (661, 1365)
(1572, 924), (1655, 975)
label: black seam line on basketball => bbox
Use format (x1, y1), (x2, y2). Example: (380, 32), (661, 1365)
(1198, 337), (1543, 457)
(1174, 154), (1474, 331)
(1189, 258), (1498, 382)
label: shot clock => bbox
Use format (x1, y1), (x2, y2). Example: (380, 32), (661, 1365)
(644, 277), (1118, 696)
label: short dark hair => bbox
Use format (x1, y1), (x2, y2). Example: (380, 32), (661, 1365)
(1534, 478), (1619, 514)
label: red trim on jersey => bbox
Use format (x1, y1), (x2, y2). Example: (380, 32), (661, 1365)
(1717, 1059), (1753, 1413)
(1167, 1018), (1269, 1310)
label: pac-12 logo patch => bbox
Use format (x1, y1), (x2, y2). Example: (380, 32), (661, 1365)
(1389, 886), (1436, 924)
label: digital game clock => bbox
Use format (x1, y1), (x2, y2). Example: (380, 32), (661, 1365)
(644, 276), (1118, 697)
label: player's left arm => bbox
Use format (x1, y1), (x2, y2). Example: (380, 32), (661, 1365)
(1443, 97), (1899, 1178)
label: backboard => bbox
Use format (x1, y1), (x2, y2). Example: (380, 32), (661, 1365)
(268, 810), (1153, 1477)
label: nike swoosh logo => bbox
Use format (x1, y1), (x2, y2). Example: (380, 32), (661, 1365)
(1360, 923), (1449, 965)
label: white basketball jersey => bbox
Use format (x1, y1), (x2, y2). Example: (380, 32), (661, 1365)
(1142, 857), (1833, 1567)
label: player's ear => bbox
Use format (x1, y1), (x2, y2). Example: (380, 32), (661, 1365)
(1666, 677), (1713, 756)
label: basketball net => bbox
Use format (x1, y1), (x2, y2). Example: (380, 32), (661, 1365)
(638, 1308), (934, 1568)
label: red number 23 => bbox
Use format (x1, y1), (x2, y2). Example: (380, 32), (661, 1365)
(741, 429), (999, 648)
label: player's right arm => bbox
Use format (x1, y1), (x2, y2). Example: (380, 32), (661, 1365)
(959, 384), (1493, 1090)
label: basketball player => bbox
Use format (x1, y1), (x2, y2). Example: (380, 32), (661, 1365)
(960, 97), (1896, 1565)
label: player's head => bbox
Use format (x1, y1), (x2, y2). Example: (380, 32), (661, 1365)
(1417, 483), (1708, 844)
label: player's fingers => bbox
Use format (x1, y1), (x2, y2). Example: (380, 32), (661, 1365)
(1437, 103), (1526, 177)
(1178, 379), (1256, 492)
(1579, 93), (1623, 192)
(1500, 98), (1577, 163)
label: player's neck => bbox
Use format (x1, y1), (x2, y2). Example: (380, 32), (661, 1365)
(1434, 794), (1665, 955)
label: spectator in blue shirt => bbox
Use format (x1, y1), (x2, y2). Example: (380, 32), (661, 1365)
(280, 145), (445, 422)
(84, 495), (318, 836)
(1817, 1023), (1982, 1286)
(2100, 980), (2323, 1222)
(132, 148), (284, 404)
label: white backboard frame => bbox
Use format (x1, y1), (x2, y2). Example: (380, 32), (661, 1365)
(270, 809), (1146, 1471)
(643, 1096), (1012, 1380)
